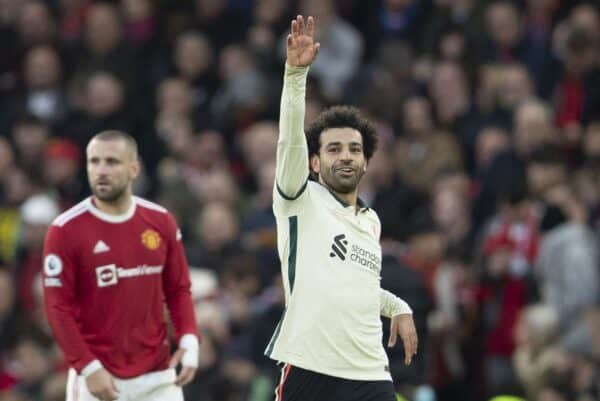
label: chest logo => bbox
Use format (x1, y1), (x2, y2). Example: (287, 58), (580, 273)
(141, 229), (161, 250)
(93, 240), (110, 254)
(329, 234), (348, 260)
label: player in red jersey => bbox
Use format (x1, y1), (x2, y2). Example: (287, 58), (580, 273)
(43, 130), (199, 401)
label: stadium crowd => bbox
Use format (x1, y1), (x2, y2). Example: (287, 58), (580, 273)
(0, 0), (600, 400)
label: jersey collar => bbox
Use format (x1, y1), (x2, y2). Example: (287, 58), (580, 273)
(324, 185), (369, 213)
(86, 196), (137, 223)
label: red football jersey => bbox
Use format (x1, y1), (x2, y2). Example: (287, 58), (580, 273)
(43, 196), (198, 378)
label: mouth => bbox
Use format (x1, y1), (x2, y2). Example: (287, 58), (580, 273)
(335, 167), (355, 178)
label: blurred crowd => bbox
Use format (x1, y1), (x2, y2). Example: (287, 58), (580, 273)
(0, 0), (600, 400)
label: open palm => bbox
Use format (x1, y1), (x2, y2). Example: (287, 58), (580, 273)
(287, 15), (320, 67)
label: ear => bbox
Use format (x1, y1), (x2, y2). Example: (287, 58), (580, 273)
(130, 160), (141, 179)
(363, 160), (368, 172)
(310, 154), (320, 174)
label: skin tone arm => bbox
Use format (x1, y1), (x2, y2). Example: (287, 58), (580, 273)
(389, 314), (418, 365)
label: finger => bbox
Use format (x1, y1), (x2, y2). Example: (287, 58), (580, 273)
(169, 349), (185, 368)
(298, 15), (304, 35)
(175, 367), (196, 386)
(413, 332), (419, 354)
(107, 388), (120, 401)
(314, 43), (320, 57)
(99, 388), (119, 401)
(291, 19), (297, 36)
(306, 15), (314, 37)
(108, 379), (120, 400)
(110, 377), (119, 394)
(388, 319), (398, 347)
(287, 34), (293, 47)
(403, 333), (418, 365)
(403, 335), (413, 365)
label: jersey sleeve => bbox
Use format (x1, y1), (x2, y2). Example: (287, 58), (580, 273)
(43, 224), (97, 373)
(273, 64), (311, 216)
(162, 213), (199, 343)
(380, 288), (412, 318)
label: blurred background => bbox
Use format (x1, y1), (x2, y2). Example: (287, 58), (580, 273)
(0, 0), (600, 400)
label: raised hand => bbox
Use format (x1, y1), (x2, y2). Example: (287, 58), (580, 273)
(286, 15), (320, 67)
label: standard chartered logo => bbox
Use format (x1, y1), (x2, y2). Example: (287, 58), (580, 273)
(329, 234), (348, 260)
(350, 245), (381, 273)
(329, 234), (381, 273)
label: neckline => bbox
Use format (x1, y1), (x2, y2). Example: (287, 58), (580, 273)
(86, 196), (137, 223)
(319, 183), (369, 212)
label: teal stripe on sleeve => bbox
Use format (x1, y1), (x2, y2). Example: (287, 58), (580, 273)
(276, 179), (308, 201)
(288, 216), (297, 293)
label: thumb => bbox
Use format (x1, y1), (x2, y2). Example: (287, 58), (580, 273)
(108, 377), (119, 399)
(169, 349), (185, 368)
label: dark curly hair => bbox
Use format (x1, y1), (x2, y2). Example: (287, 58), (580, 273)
(306, 106), (378, 162)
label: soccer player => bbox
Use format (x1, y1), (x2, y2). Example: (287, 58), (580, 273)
(43, 131), (199, 401)
(266, 15), (418, 401)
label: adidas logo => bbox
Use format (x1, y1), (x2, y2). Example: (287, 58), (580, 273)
(93, 240), (110, 254)
(329, 234), (348, 260)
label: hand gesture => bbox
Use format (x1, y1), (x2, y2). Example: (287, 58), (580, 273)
(388, 313), (418, 365)
(169, 348), (198, 386)
(286, 15), (320, 67)
(86, 368), (119, 401)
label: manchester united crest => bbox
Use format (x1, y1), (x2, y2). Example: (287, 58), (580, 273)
(141, 229), (161, 250)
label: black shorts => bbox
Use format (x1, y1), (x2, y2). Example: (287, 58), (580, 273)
(274, 364), (396, 401)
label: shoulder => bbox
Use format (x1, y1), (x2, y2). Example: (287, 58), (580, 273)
(134, 196), (168, 214)
(366, 208), (381, 228)
(134, 197), (180, 233)
(51, 198), (91, 228)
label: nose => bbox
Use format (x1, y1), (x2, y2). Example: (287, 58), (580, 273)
(340, 148), (352, 162)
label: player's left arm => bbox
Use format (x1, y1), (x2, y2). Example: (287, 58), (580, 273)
(380, 289), (418, 365)
(162, 213), (200, 386)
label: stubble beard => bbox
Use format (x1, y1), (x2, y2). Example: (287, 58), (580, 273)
(320, 166), (364, 194)
(91, 183), (128, 203)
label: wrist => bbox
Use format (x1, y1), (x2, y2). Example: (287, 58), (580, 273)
(285, 63), (309, 73)
(391, 298), (413, 316)
(179, 334), (199, 368)
(81, 359), (104, 377)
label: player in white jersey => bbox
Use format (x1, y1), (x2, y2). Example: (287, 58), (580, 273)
(266, 15), (418, 401)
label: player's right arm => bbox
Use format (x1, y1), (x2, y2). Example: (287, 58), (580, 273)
(43, 225), (97, 371)
(43, 224), (119, 400)
(275, 15), (320, 202)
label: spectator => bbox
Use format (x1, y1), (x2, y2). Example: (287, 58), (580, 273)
(2, 46), (68, 132)
(395, 96), (463, 192)
(10, 116), (50, 178)
(537, 190), (599, 328)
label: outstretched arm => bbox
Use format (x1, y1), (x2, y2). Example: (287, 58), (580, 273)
(275, 16), (320, 199)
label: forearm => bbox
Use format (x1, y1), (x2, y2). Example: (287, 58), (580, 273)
(380, 288), (412, 318)
(45, 302), (98, 372)
(165, 289), (198, 340)
(166, 292), (199, 367)
(275, 64), (310, 197)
